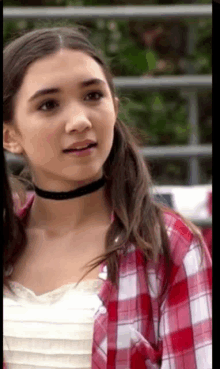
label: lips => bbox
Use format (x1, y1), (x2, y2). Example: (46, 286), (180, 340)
(63, 140), (97, 153)
(64, 143), (97, 153)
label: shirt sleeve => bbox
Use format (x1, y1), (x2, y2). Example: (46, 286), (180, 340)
(159, 235), (212, 369)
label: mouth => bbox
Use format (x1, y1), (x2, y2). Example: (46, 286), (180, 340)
(63, 143), (97, 156)
(63, 143), (97, 153)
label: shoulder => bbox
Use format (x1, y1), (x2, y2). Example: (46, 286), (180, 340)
(162, 208), (196, 267)
(121, 208), (210, 292)
(160, 208), (212, 289)
(129, 209), (200, 267)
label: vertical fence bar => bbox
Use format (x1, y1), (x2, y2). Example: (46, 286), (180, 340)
(187, 91), (200, 184)
(186, 22), (200, 185)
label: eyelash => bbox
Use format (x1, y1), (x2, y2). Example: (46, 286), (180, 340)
(37, 91), (104, 112)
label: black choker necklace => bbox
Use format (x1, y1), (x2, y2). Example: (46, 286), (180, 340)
(33, 176), (106, 200)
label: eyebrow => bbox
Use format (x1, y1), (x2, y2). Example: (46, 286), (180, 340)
(28, 78), (106, 103)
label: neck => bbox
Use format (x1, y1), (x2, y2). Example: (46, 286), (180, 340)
(33, 176), (105, 200)
(27, 185), (112, 233)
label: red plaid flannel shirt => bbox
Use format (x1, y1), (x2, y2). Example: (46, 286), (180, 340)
(4, 195), (212, 368)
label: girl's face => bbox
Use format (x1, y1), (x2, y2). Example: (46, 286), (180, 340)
(4, 49), (119, 190)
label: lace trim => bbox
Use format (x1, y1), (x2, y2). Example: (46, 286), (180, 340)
(4, 278), (103, 305)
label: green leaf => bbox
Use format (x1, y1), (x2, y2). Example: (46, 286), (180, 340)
(152, 95), (164, 112)
(122, 46), (148, 74)
(146, 50), (157, 71)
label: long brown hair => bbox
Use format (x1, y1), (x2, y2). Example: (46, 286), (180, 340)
(3, 151), (27, 283)
(3, 26), (204, 299)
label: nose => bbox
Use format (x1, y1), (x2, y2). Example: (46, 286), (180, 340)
(65, 107), (92, 134)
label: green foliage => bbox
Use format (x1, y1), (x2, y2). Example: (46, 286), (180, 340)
(3, 0), (212, 184)
(146, 50), (158, 72)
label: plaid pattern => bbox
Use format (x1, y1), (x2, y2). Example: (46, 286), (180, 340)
(4, 196), (212, 368)
(94, 209), (212, 369)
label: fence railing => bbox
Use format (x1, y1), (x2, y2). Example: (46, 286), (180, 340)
(5, 144), (211, 165)
(3, 5), (212, 19)
(3, 4), (212, 191)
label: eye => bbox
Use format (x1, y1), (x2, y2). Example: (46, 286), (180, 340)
(85, 91), (104, 101)
(38, 99), (59, 112)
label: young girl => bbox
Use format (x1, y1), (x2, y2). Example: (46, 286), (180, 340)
(3, 27), (212, 369)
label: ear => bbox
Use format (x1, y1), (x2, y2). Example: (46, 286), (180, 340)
(3, 124), (24, 155)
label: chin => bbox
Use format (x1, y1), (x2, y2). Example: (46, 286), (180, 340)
(63, 169), (103, 185)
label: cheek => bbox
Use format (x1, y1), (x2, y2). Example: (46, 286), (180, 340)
(45, 132), (55, 143)
(21, 128), (57, 162)
(23, 125), (57, 148)
(100, 122), (114, 146)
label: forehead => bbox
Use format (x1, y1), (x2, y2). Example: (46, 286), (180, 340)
(18, 49), (107, 98)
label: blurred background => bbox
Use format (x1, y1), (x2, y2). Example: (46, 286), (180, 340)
(3, 0), (212, 254)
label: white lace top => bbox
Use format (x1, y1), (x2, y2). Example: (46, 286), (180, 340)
(3, 278), (104, 369)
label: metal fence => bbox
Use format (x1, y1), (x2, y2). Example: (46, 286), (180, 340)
(3, 5), (212, 19)
(3, 5), (212, 227)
